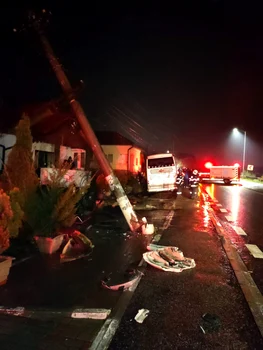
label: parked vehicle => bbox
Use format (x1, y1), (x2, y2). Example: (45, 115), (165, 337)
(200, 164), (240, 185)
(146, 153), (177, 193)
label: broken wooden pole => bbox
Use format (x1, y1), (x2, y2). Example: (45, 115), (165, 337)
(28, 11), (143, 232)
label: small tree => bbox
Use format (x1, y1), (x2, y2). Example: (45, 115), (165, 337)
(5, 115), (39, 206)
(0, 188), (24, 254)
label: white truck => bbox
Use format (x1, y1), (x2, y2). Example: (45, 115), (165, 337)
(200, 165), (241, 185)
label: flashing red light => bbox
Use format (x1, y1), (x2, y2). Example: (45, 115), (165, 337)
(205, 162), (213, 169)
(234, 163), (240, 167)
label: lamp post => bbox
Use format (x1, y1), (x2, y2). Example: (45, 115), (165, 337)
(233, 128), (247, 174)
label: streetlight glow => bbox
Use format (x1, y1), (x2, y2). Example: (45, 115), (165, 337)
(232, 128), (247, 174)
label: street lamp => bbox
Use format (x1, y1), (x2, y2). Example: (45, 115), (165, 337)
(233, 128), (247, 174)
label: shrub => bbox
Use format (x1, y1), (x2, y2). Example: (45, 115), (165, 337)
(24, 168), (90, 238)
(5, 115), (38, 206)
(0, 188), (24, 254)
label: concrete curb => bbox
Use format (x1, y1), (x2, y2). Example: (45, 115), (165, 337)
(201, 188), (263, 338)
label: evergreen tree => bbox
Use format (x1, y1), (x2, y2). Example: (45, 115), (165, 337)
(5, 115), (38, 205)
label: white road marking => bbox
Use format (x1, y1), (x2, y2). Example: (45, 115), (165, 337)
(160, 210), (174, 231)
(0, 307), (111, 320)
(220, 208), (227, 213)
(216, 203), (222, 207)
(71, 309), (111, 319)
(225, 215), (234, 222)
(245, 244), (263, 259)
(0, 307), (25, 316)
(232, 226), (247, 236)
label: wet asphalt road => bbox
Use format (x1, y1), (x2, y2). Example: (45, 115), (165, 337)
(203, 181), (263, 246)
(202, 181), (263, 295)
(109, 192), (263, 349)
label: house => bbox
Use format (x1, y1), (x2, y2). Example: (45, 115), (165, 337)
(90, 131), (145, 174)
(0, 101), (145, 179)
(0, 101), (91, 172)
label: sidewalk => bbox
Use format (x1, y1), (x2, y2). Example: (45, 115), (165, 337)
(108, 193), (263, 349)
(241, 179), (263, 193)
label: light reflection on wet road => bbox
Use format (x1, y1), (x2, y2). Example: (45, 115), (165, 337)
(203, 182), (263, 248)
(202, 181), (263, 295)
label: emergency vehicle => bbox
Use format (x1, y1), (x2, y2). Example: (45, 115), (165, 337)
(199, 163), (241, 185)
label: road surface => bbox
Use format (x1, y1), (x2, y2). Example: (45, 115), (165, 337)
(202, 180), (263, 296)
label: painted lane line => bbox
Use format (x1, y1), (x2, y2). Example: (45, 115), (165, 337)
(232, 226), (247, 236)
(220, 208), (227, 213)
(0, 307), (111, 320)
(245, 244), (263, 259)
(225, 215), (234, 222)
(160, 210), (175, 231)
(71, 309), (111, 319)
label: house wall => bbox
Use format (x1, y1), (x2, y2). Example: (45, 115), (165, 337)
(90, 145), (129, 171)
(0, 133), (17, 171)
(32, 141), (55, 168)
(90, 145), (143, 173)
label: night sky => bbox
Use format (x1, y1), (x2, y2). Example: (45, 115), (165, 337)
(1, 1), (263, 168)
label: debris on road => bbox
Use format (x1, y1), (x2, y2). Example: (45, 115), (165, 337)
(145, 204), (157, 209)
(200, 313), (221, 334)
(60, 230), (93, 263)
(101, 269), (143, 291)
(147, 243), (180, 251)
(143, 247), (196, 272)
(152, 234), (162, 243)
(134, 309), (150, 323)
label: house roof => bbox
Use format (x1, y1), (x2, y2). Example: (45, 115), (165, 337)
(95, 131), (133, 146)
(0, 101), (135, 150)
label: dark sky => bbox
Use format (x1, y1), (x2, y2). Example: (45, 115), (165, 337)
(1, 1), (263, 167)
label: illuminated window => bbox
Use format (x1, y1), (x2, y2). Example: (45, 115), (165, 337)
(136, 158), (138, 165)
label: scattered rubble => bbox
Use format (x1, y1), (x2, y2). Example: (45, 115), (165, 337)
(134, 309), (150, 323)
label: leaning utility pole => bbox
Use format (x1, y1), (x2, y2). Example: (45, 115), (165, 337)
(26, 10), (143, 232)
